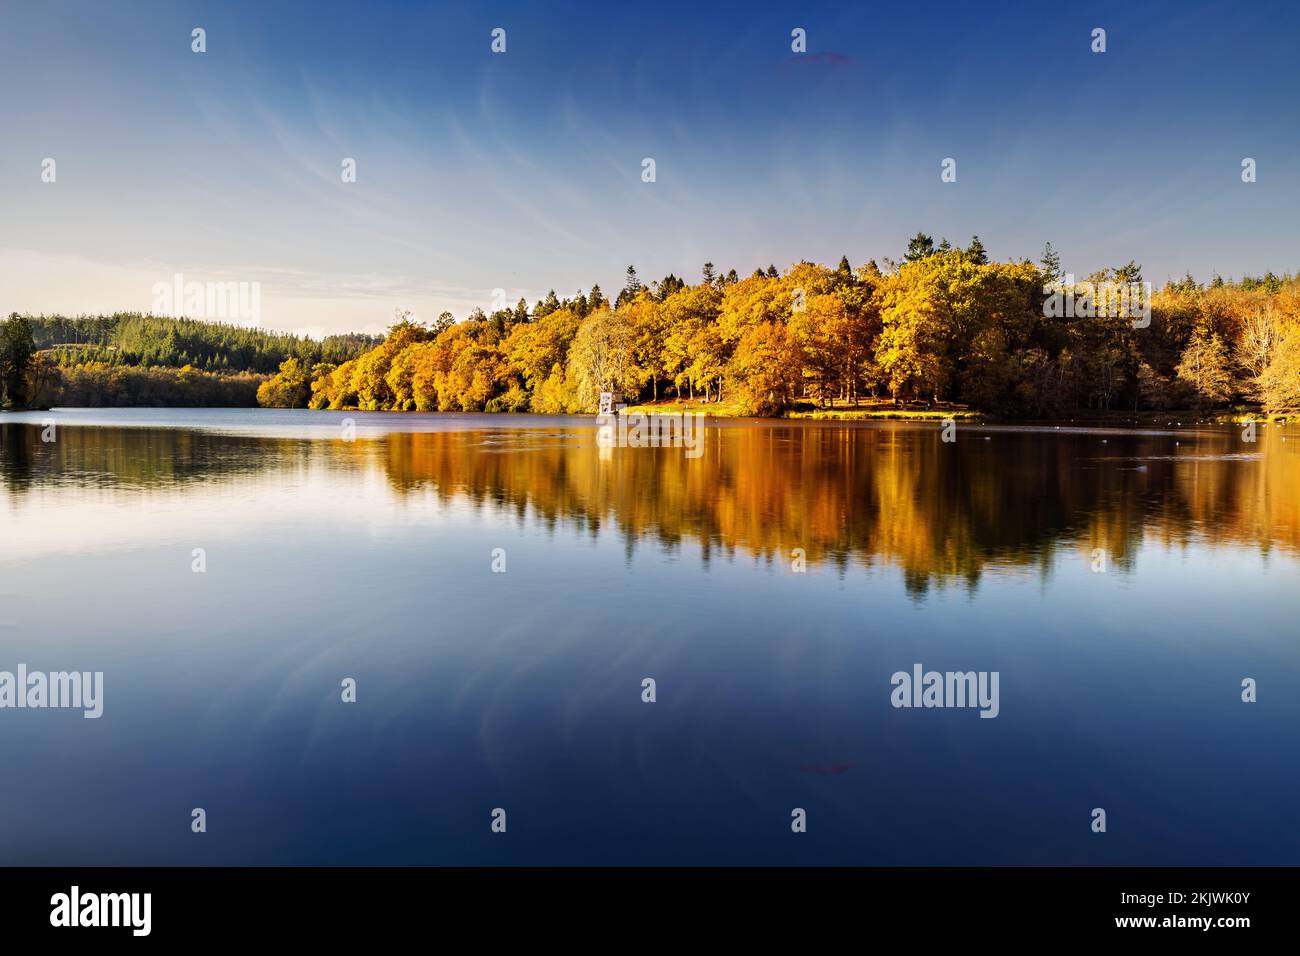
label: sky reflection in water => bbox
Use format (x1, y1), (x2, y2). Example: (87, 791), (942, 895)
(0, 410), (1297, 865)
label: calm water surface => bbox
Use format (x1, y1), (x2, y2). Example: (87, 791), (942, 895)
(1, 408), (1297, 865)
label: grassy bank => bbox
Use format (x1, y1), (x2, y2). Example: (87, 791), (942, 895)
(618, 398), (1294, 425)
(621, 397), (986, 421)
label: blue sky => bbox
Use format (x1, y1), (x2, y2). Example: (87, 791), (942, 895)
(1, 0), (1297, 335)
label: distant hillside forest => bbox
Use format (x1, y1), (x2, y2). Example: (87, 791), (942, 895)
(3, 239), (1299, 415)
(0, 313), (379, 408)
(257, 238), (1300, 417)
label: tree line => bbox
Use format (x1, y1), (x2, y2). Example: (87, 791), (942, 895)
(1, 313), (381, 409)
(5, 239), (1298, 414)
(28, 313), (380, 373)
(257, 237), (1300, 417)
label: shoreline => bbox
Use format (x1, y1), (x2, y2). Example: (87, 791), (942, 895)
(3, 404), (1291, 429)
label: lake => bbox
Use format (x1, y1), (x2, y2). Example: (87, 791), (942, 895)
(1, 408), (1297, 865)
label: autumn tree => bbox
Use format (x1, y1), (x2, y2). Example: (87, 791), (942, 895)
(1235, 306), (1280, 400)
(504, 307), (580, 409)
(1258, 329), (1300, 411)
(256, 357), (312, 408)
(729, 321), (802, 415)
(875, 258), (952, 402)
(567, 307), (638, 411)
(659, 283), (722, 402)
(1176, 328), (1235, 407)
(351, 319), (430, 410)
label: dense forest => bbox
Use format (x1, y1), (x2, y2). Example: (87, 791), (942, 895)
(1, 313), (379, 408)
(3, 237), (1298, 415)
(28, 313), (380, 372)
(259, 237), (1300, 417)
